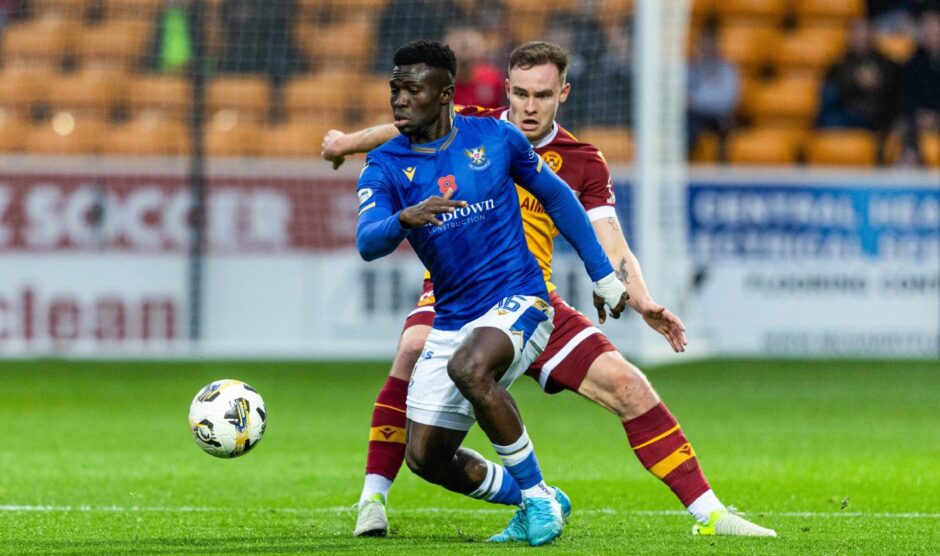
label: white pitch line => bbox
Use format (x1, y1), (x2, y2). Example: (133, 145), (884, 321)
(0, 505), (938, 519)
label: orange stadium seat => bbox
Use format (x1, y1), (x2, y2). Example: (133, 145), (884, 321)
(76, 20), (152, 69)
(690, 131), (720, 164)
(326, 0), (389, 22)
(727, 128), (803, 165)
(23, 114), (105, 154)
(876, 32), (917, 64)
(32, 0), (89, 19)
(260, 120), (334, 158)
(601, 0), (634, 20)
(718, 23), (782, 73)
(0, 66), (56, 115)
(742, 76), (821, 127)
(101, 0), (164, 21)
(794, 0), (864, 23)
(2, 16), (80, 66)
(284, 71), (361, 122)
(359, 76), (394, 126)
(773, 24), (848, 75)
(574, 127), (633, 163)
(919, 133), (940, 168)
(103, 116), (188, 156)
(804, 130), (877, 166)
(205, 112), (264, 157)
(46, 68), (128, 117)
(715, 0), (790, 26)
(691, 0), (717, 23)
(0, 115), (29, 153)
(127, 74), (191, 120)
(208, 76), (270, 122)
(301, 20), (374, 71)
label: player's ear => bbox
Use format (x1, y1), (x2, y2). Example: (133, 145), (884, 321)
(559, 82), (571, 104)
(504, 78), (510, 98)
(440, 83), (455, 104)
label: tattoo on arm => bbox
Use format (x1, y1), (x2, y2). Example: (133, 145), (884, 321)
(615, 257), (629, 285)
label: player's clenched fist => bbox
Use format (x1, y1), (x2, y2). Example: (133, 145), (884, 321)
(398, 188), (468, 228)
(592, 273), (629, 324)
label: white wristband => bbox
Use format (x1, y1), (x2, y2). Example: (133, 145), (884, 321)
(593, 272), (625, 308)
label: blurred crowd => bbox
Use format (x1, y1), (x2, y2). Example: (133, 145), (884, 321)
(0, 0), (936, 165)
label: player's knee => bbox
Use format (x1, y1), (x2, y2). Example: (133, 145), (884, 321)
(588, 357), (657, 419)
(446, 352), (490, 396)
(405, 445), (441, 484)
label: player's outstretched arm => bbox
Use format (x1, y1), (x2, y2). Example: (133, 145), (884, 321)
(322, 125), (400, 169)
(593, 217), (687, 353)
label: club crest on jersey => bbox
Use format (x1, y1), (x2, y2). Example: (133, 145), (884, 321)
(437, 174), (457, 196)
(541, 151), (563, 173)
(464, 145), (490, 170)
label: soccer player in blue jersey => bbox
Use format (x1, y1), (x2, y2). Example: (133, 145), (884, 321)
(356, 40), (628, 546)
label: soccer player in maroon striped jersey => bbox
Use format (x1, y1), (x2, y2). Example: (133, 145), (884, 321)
(322, 40), (776, 540)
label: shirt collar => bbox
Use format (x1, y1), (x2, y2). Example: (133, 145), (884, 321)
(501, 109), (558, 149)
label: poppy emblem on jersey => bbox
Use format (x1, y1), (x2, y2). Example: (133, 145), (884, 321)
(541, 151), (563, 173)
(464, 145), (490, 170)
(437, 175), (457, 196)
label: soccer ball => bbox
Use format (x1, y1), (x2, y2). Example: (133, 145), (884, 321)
(188, 379), (266, 458)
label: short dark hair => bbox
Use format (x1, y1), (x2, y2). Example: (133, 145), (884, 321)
(508, 41), (570, 84)
(393, 40), (458, 80)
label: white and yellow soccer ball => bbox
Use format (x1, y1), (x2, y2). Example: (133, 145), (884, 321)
(189, 379), (266, 458)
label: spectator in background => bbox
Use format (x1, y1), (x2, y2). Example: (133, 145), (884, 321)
(817, 19), (900, 132)
(544, 0), (606, 129)
(866, 0), (917, 33)
(219, 0), (306, 81)
(0, 0), (26, 36)
(445, 26), (503, 108)
(143, 0), (196, 74)
(585, 19), (633, 127)
(898, 8), (940, 165)
(686, 25), (739, 157)
(372, 0), (462, 73)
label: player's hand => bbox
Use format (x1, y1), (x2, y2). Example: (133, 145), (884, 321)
(399, 188), (467, 228)
(637, 300), (688, 353)
(592, 273), (628, 324)
(321, 129), (347, 170)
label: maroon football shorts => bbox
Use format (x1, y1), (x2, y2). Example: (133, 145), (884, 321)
(402, 282), (616, 394)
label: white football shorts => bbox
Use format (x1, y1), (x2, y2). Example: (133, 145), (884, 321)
(406, 294), (554, 431)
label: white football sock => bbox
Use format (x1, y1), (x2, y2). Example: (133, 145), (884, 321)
(360, 473), (393, 504)
(687, 489), (725, 524)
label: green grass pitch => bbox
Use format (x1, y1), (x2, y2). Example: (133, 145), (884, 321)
(1, 358), (938, 554)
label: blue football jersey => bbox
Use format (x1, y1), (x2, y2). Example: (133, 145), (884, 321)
(357, 114), (548, 330)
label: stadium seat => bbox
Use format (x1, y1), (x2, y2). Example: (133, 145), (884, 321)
(76, 20), (152, 69)
(208, 75), (270, 122)
(0, 65), (56, 115)
(804, 130), (877, 166)
(773, 24), (847, 75)
(301, 20), (374, 71)
(23, 113), (105, 154)
(718, 23), (782, 73)
(101, 0), (165, 21)
(205, 112), (264, 157)
(32, 0), (89, 20)
(690, 131), (720, 164)
(102, 116), (188, 156)
(359, 76), (394, 126)
(601, 0), (634, 20)
(261, 120), (334, 158)
(46, 68), (128, 118)
(920, 133), (940, 168)
(574, 127), (633, 163)
(0, 115), (29, 153)
(284, 71), (361, 122)
(876, 32), (917, 64)
(794, 0), (864, 23)
(742, 76), (821, 127)
(1, 16), (80, 66)
(326, 0), (389, 22)
(127, 74), (191, 120)
(727, 128), (802, 165)
(715, 0), (790, 26)
(691, 0), (717, 22)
